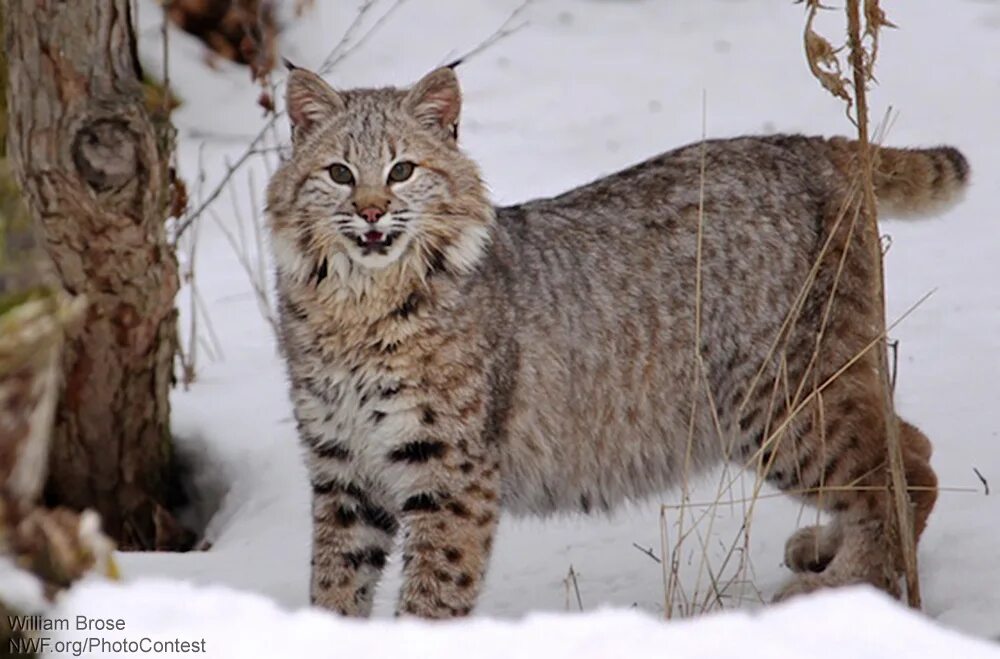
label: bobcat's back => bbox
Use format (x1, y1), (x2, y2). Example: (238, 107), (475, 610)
(484, 135), (830, 512)
(483, 134), (963, 516)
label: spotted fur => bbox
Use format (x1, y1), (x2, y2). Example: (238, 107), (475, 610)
(267, 67), (966, 618)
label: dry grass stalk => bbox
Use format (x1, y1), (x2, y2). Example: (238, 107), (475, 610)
(800, 0), (920, 609)
(208, 167), (278, 335)
(847, 0), (920, 610)
(177, 148), (225, 385)
(564, 565), (584, 612)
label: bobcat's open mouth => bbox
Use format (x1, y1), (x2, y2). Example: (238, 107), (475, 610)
(355, 230), (399, 252)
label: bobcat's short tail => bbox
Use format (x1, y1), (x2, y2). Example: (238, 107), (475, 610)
(829, 137), (970, 218)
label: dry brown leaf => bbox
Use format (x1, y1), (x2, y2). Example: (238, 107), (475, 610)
(803, 5), (852, 108)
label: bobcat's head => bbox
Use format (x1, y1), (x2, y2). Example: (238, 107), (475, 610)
(267, 67), (493, 283)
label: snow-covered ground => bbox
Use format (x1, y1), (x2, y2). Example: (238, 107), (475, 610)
(80, 0), (1000, 652)
(45, 583), (1000, 658)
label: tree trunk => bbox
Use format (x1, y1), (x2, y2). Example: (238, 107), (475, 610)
(3, 1), (184, 549)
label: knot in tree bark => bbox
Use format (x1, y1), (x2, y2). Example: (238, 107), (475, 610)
(72, 119), (140, 192)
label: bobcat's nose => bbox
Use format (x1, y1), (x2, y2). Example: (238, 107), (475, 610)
(358, 207), (385, 224)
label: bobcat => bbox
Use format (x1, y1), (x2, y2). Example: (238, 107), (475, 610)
(266, 66), (967, 618)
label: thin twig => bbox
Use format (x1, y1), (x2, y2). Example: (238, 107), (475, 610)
(662, 484), (978, 511)
(179, 138), (204, 387)
(564, 565), (584, 612)
(208, 208), (278, 334)
(175, 129), (273, 238)
(322, 0), (412, 75)
(668, 88), (710, 619)
(632, 543), (662, 564)
(442, 1), (533, 69)
(192, 286), (224, 361)
(888, 339), (899, 392)
(248, 168), (270, 305)
(318, 0), (379, 73)
(186, 128), (262, 143)
(973, 468), (990, 496)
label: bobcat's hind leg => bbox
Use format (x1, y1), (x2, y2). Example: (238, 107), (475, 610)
(760, 370), (938, 601)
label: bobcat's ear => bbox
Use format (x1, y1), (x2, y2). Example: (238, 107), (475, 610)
(404, 67), (461, 141)
(286, 68), (344, 144)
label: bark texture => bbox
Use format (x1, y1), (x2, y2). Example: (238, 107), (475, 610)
(4, 1), (182, 549)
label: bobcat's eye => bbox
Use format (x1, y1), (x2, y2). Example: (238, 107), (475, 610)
(388, 161), (415, 184)
(328, 164), (355, 186)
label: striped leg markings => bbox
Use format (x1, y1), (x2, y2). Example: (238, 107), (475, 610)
(310, 477), (398, 616)
(388, 432), (501, 619)
(291, 379), (401, 615)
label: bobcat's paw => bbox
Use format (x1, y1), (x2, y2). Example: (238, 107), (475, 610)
(783, 524), (841, 574)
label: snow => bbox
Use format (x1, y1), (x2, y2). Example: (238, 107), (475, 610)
(46, 581), (1000, 658)
(0, 557), (46, 616)
(54, 0), (999, 651)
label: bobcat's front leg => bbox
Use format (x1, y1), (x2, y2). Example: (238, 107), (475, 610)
(310, 475), (398, 615)
(389, 419), (501, 618)
(297, 386), (398, 616)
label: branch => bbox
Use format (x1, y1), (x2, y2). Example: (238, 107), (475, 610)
(319, 0), (409, 75)
(174, 128), (271, 238)
(973, 468), (990, 496)
(442, 0), (533, 69)
(632, 542), (663, 564)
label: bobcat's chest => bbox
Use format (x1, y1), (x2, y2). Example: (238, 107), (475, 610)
(285, 298), (430, 480)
